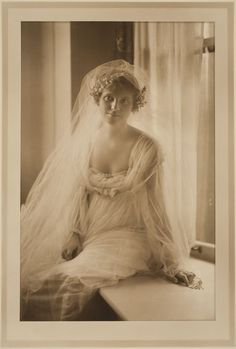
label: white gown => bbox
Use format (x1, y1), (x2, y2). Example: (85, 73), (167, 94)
(21, 133), (181, 320)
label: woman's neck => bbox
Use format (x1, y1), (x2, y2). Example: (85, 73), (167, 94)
(100, 122), (129, 139)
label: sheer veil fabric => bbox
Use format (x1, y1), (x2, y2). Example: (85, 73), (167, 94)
(21, 59), (200, 321)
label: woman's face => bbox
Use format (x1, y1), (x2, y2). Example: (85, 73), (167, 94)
(99, 83), (134, 125)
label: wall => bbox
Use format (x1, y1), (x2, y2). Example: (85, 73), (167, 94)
(71, 22), (133, 106)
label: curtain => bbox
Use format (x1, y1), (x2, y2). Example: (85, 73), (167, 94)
(196, 28), (215, 244)
(134, 23), (204, 246)
(21, 23), (71, 203)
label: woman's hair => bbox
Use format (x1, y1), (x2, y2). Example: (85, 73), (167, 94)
(90, 74), (146, 112)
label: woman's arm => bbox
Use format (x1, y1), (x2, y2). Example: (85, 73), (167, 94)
(61, 186), (89, 261)
(146, 170), (201, 288)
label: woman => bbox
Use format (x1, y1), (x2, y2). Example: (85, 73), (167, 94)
(21, 59), (202, 321)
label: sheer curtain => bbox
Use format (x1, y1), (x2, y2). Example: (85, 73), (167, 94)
(21, 23), (71, 203)
(196, 26), (215, 244)
(134, 23), (204, 247)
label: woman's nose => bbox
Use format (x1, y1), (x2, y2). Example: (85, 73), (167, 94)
(111, 99), (119, 110)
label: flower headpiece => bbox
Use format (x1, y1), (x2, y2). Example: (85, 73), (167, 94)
(90, 71), (147, 112)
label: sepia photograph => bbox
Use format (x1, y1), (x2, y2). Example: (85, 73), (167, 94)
(1, 1), (235, 347)
(20, 20), (215, 322)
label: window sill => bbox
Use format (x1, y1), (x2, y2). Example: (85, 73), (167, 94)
(191, 240), (215, 263)
(99, 258), (215, 321)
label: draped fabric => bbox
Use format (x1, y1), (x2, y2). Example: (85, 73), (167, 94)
(21, 134), (185, 320)
(134, 22), (204, 245)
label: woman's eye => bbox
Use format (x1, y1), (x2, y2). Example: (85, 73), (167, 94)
(103, 95), (113, 102)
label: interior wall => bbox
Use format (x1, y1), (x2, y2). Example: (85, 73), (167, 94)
(71, 22), (133, 106)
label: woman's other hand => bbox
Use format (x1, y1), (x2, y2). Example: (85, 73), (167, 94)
(62, 232), (82, 261)
(166, 270), (199, 287)
(174, 270), (196, 286)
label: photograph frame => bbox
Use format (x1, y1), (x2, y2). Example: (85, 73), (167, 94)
(1, 0), (235, 347)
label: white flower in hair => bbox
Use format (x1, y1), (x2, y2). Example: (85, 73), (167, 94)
(90, 71), (147, 112)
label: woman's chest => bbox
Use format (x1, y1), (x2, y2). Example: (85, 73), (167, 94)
(90, 140), (133, 174)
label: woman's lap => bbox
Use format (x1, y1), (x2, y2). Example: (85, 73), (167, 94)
(22, 227), (152, 320)
(56, 227), (152, 287)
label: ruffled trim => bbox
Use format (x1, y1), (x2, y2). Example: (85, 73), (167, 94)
(89, 186), (121, 198)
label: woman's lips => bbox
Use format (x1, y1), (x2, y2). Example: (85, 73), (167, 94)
(107, 112), (120, 117)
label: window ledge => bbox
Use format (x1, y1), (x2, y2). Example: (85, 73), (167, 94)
(191, 240), (215, 263)
(99, 258), (214, 321)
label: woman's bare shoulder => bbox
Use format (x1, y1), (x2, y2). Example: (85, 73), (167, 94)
(128, 126), (159, 148)
(128, 126), (164, 165)
(127, 126), (142, 139)
(128, 126), (153, 143)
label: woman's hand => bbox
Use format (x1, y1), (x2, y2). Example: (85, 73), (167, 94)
(174, 270), (196, 286)
(62, 232), (82, 261)
(166, 270), (200, 287)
